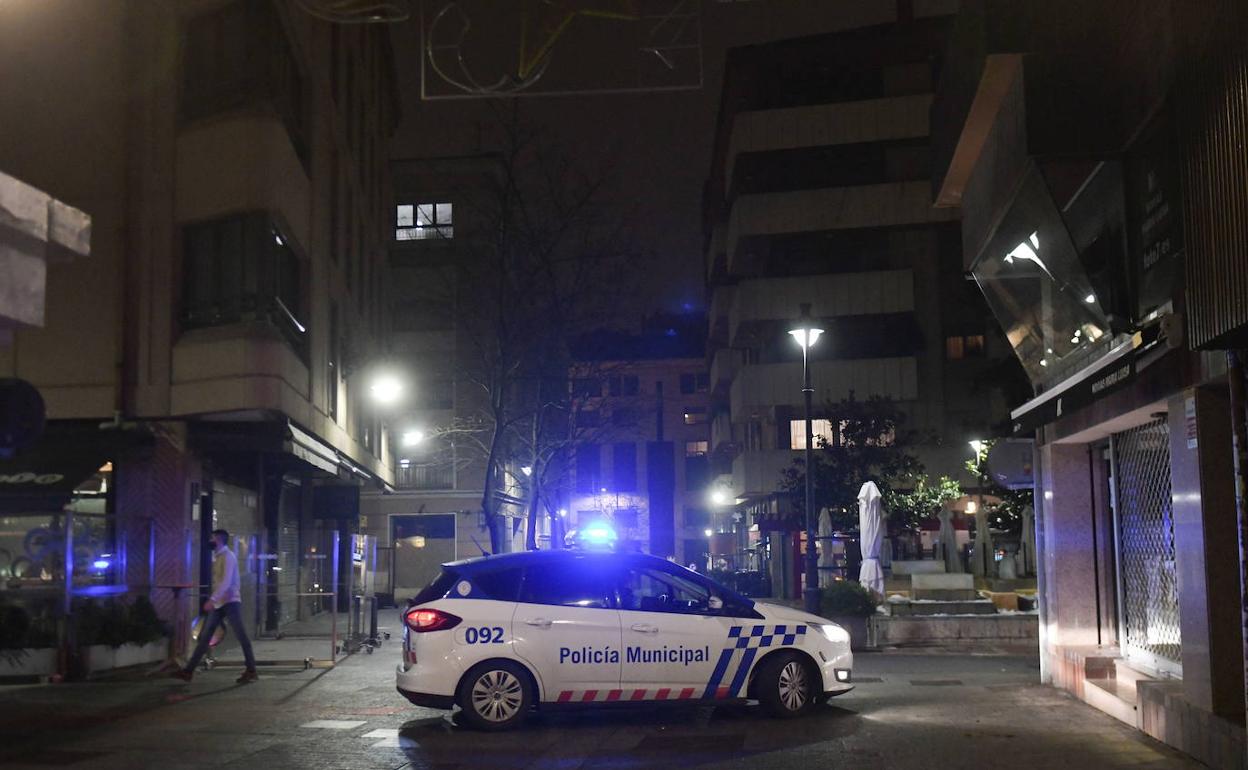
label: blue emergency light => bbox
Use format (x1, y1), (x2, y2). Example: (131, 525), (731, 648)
(569, 522), (618, 550)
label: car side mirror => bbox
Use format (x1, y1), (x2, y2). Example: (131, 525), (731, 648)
(707, 596), (724, 611)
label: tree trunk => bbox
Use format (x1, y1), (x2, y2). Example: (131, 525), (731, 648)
(481, 406), (506, 554)
(525, 473), (541, 551)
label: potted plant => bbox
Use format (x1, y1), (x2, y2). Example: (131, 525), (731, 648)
(0, 603), (58, 679)
(820, 580), (880, 650)
(75, 596), (169, 674)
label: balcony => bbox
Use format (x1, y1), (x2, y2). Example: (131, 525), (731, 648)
(706, 223), (728, 283)
(732, 448), (799, 498)
(711, 409), (734, 453)
(708, 284), (735, 345)
(396, 463), (455, 491)
(710, 347), (744, 395)
(728, 271), (913, 346)
(726, 94), (933, 183)
(726, 181), (958, 276)
(730, 358), (918, 415)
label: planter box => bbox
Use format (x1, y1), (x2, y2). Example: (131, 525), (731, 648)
(83, 641), (166, 674)
(0, 647), (57, 678)
(827, 615), (873, 650)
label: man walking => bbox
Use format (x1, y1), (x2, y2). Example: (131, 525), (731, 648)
(173, 529), (258, 684)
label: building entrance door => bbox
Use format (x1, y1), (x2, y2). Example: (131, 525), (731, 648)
(390, 514), (456, 602)
(1110, 419), (1181, 675)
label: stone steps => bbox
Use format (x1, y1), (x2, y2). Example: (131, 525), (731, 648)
(888, 600), (998, 616)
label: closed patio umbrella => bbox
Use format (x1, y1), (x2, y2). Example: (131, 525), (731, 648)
(857, 481), (885, 597)
(817, 507), (836, 588)
(972, 506), (995, 578)
(937, 507), (962, 573)
(1021, 505), (1036, 576)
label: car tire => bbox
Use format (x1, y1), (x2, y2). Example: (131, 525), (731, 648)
(456, 660), (533, 731)
(755, 651), (819, 719)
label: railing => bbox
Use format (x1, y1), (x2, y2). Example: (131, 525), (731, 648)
(396, 464), (455, 490)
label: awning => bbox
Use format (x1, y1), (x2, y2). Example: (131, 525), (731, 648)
(1009, 325), (1163, 435)
(0, 423), (149, 511)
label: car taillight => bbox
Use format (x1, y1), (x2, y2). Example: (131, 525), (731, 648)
(404, 607), (462, 632)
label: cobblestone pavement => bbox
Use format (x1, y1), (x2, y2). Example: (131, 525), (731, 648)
(0, 612), (1201, 769)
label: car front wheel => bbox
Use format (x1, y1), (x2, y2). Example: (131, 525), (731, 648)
(755, 651), (818, 719)
(456, 660), (533, 731)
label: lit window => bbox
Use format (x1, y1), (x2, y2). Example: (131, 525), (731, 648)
(685, 440), (708, 457)
(396, 202), (453, 241)
(790, 419), (835, 450)
(946, 334), (986, 360)
(683, 407), (708, 425)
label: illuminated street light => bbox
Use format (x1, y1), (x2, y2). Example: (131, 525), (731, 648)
(401, 429), (425, 447)
(789, 303), (824, 615)
(709, 488), (729, 506)
(704, 528), (713, 538)
(521, 466), (533, 476)
(969, 439), (987, 455)
(370, 373), (404, 405)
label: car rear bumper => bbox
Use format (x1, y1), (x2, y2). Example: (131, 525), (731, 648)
(396, 686), (455, 710)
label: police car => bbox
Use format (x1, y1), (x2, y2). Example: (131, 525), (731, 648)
(395, 544), (853, 730)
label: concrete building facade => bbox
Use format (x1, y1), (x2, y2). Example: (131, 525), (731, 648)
(703, 8), (1022, 598)
(0, 0), (398, 667)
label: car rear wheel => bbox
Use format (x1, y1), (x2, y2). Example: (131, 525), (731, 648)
(755, 651), (818, 719)
(456, 660), (532, 731)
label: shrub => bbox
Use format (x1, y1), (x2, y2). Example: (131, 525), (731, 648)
(75, 597), (169, 648)
(820, 580), (880, 618)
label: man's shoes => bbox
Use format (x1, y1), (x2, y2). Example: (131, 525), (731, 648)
(236, 669), (258, 684)
(171, 670), (193, 682)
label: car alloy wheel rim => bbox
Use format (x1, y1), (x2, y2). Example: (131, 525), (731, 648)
(471, 670), (523, 722)
(778, 660), (808, 711)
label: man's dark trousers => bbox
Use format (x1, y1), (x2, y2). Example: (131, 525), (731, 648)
(185, 600), (256, 672)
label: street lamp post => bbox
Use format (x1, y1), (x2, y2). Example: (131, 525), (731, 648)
(788, 303), (824, 615)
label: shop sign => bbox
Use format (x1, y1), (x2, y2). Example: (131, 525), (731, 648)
(1127, 113), (1184, 319)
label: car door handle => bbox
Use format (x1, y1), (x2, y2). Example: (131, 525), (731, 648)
(631, 623), (658, 634)
(524, 618), (552, 628)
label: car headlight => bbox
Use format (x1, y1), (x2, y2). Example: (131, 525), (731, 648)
(818, 623), (851, 645)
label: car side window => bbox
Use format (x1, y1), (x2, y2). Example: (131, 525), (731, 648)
(518, 561), (614, 609)
(617, 567), (714, 615)
(468, 566), (524, 602)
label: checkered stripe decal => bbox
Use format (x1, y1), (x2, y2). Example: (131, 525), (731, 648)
(548, 624), (808, 704)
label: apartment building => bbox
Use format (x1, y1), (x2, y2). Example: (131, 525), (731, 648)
(360, 155), (513, 602)
(0, 0), (397, 658)
(703, 8), (1022, 598)
(564, 318), (712, 565)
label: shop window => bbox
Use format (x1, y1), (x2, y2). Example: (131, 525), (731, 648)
(683, 407), (708, 425)
(181, 213), (308, 360)
(396, 202), (453, 241)
(182, 0), (308, 169)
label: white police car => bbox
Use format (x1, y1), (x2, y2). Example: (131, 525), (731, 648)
(396, 547), (853, 730)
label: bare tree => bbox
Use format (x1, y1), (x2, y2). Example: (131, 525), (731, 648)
(400, 105), (640, 553)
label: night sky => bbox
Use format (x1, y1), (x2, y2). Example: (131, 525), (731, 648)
(388, 1), (903, 318)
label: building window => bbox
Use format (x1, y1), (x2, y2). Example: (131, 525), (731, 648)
(789, 419), (835, 450)
(608, 375), (640, 396)
(946, 334), (986, 360)
(181, 213), (308, 359)
(684, 453), (709, 491)
(612, 407), (635, 427)
(328, 302), (340, 420)
(575, 409), (601, 428)
(417, 378), (454, 410)
(575, 444), (600, 493)
(396, 202), (453, 241)
(182, 0), (308, 168)
(679, 373), (709, 394)
(685, 440), (708, 457)
(613, 443), (637, 491)
(683, 407), (708, 425)
(572, 377), (601, 398)
(684, 507), (710, 528)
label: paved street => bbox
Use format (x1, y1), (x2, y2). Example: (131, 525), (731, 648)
(0, 613), (1200, 769)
